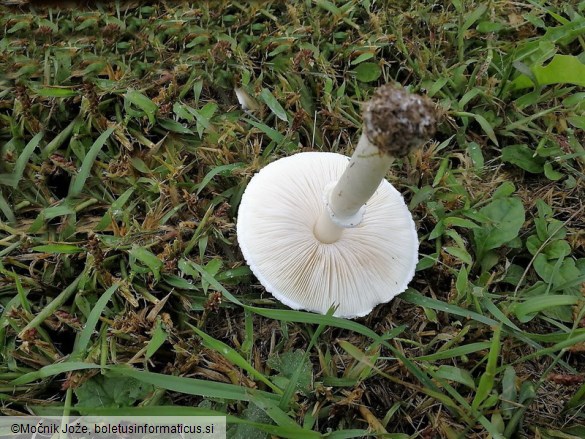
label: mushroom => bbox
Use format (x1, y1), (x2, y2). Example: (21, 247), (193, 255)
(237, 84), (437, 318)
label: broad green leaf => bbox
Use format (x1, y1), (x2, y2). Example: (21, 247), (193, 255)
(75, 374), (154, 408)
(543, 240), (571, 259)
(542, 16), (585, 45)
(501, 144), (545, 173)
(533, 254), (581, 290)
(473, 113), (499, 146)
(315, 0), (341, 14)
(199, 102), (218, 119)
(512, 54), (585, 89)
(492, 181), (516, 199)
(568, 115), (585, 130)
(456, 265), (468, 297)
(162, 275), (198, 290)
(216, 266), (252, 283)
(543, 162), (564, 181)
(526, 235), (543, 255)
(351, 52), (375, 65)
(473, 197), (525, 260)
(416, 253), (438, 271)
(42, 117), (79, 158)
(546, 219), (567, 241)
(173, 102), (195, 121)
(130, 157), (150, 173)
(354, 62), (382, 82)
(268, 43), (291, 57)
(201, 258), (222, 293)
(230, 402), (276, 438)
(467, 141), (484, 169)
(428, 77), (449, 97)
(267, 349), (313, 395)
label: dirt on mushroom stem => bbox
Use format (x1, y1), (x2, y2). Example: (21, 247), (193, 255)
(363, 84), (438, 157)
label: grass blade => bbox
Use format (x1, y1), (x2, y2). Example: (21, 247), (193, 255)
(195, 163), (244, 196)
(401, 290), (498, 327)
(414, 342), (492, 362)
(42, 117), (79, 158)
(31, 244), (83, 254)
(260, 88), (288, 121)
(72, 406), (321, 438)
(189, 324), (283, 394)
(18, 269), (87, 338)
(12, 362), (100, 385)
(472, 325), (501, 409)
(0, 191), (16, 222)
(73, 283), (119, 357)
(68, 126), (115, 197)
(108, 365), (279, 402)
(0, 132), (43, 188)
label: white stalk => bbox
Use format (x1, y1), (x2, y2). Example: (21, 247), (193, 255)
(313, 84), (436, 244)
(313, 132), (394, 244)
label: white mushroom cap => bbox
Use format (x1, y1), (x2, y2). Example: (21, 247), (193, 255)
(237, 152), (418, 318)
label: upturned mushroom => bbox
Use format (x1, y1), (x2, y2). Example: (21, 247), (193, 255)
(237, 84), (437, 318)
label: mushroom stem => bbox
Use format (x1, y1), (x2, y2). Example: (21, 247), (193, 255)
(313, 84), (437, 245)
(313, 212), (344, 244)
(330, 133), (395, 219)
(313, 132), (394, 244)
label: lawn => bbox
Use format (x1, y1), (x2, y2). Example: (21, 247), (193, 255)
(0, 1), (584, 438)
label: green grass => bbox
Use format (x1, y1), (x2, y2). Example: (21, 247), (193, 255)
(1, 1), (585, 438)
